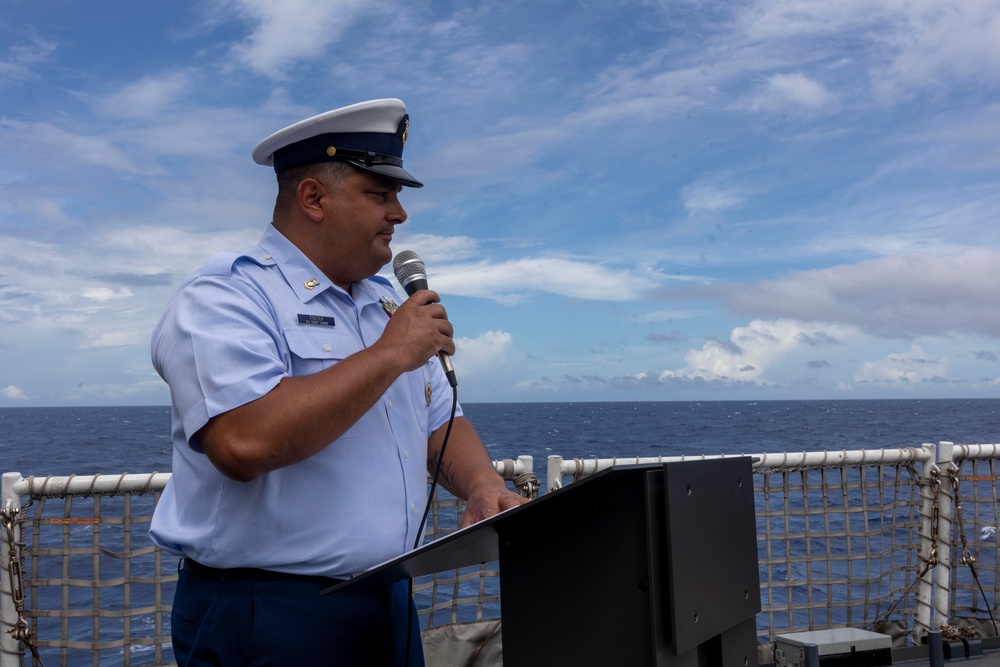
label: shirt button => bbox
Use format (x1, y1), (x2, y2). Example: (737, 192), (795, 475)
(323, 343), (331, 352)
(403, 450), (409, 459)
(411, 503), (416, 512)
(262, 253), (272, 260)
(387, 400), (394, 409)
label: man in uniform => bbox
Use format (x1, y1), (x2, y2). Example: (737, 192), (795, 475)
(150, 98), (526, 666)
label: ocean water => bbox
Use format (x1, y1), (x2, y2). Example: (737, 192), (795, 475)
(1, 399), (999, 664)
(467, 398), (1000, 465)
(3, 399), (999, 478)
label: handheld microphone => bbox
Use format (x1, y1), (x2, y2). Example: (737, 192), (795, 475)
(392, 250), (458, 388)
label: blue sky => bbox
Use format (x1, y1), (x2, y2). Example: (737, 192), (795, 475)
(2, 0), (1000, 406)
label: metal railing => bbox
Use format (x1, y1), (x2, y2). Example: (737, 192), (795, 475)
(2, 444), (999, 665)
(547, 442), (1000, 650)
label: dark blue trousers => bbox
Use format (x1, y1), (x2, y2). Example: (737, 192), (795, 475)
(171, 564), (425, 666)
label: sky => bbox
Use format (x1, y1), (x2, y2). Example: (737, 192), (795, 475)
(2, 0), (1000, 406)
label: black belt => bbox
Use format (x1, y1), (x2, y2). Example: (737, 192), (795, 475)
(180, 558), (345, 585)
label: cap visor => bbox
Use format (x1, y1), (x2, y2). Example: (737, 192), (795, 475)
(346, 161), (423, 188)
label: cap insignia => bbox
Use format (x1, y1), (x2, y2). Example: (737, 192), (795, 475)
(401, 118), (409, 146)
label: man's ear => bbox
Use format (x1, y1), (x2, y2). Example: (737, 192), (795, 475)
(297, 178), (326, 222)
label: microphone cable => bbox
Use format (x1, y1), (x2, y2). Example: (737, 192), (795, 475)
(405, 379), (458, 666)
(414, 384), (458, 552)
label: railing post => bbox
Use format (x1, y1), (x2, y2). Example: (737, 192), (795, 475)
(546, 455), (564, 493)
(934, 442), (956, 631)
(514, 456), (537, 498)
(914, 442), (955, 643)
(1, 472), (25, 667)
(914, 443), (937, 640)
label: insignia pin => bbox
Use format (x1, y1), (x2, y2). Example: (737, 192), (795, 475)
(379, 295), (399, 317)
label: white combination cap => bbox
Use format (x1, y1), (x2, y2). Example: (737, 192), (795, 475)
(251, 98), (422, 187)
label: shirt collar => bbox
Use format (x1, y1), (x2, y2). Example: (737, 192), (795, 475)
(258, 224), (336, 303)
(257, 224), (381, 307)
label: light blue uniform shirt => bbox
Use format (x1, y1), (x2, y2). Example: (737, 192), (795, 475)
(149, 224), (459, 578)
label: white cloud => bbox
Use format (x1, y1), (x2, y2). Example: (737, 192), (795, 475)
(455, 329), (516, 372)
(82, 287), (134, 302)
(434, 258), (661, 304)
(682, 181), (750, 214)
(13, 197), (73, 224)
(853, 344), (948, 384)
(742, 72), (836, 113)
(452, 329), (533, 400)
(99, 225), (260, 277)
(0, 226), (252, 357)
(649, 0), (1000, 114)
(1, 385), (28, 400)
(734, 0), (877, 41)
(83, 329), (147, 349)
(870, 0), (1000, 102)
(695, 248), (1000, 338)
(97, 72), (192, 120)
(660, 319), (850, 384)
(0, 33), (57, 85)
(0, 119), (143, 174)
(222, 0), (378, 78)
(387, 233), (481, 266)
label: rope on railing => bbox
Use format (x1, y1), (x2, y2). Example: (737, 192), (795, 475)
(0, 505), (45, 666)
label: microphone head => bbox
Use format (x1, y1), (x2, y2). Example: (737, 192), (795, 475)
(393, 250), (428, 293)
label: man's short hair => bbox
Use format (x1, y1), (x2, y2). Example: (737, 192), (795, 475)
(274, 161), (357, 212)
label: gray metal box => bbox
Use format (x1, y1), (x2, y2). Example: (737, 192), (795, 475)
(774, 628), (892, 666)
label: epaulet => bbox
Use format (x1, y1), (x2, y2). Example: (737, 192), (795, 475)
(200, 244), (276, 278)
(369, 275), (394, 289)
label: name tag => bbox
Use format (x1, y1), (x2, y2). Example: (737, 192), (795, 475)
(297, 314), (335, 327)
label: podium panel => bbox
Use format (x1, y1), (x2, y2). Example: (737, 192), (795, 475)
(322, 459), (760, 666)
(664, 458), (761, 656)
(499, 459), (759, 665)
(499, 466), (666, 664)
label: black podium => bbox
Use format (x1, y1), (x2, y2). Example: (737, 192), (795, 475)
(323, 458), (760, 666)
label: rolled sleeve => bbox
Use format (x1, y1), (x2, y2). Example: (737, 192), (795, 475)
(153, 274), (286, 450)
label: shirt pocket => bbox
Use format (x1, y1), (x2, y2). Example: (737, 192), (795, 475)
(282, 327), (371, 438)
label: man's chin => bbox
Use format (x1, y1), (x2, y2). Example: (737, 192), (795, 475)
(370, 247), (393, 276)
